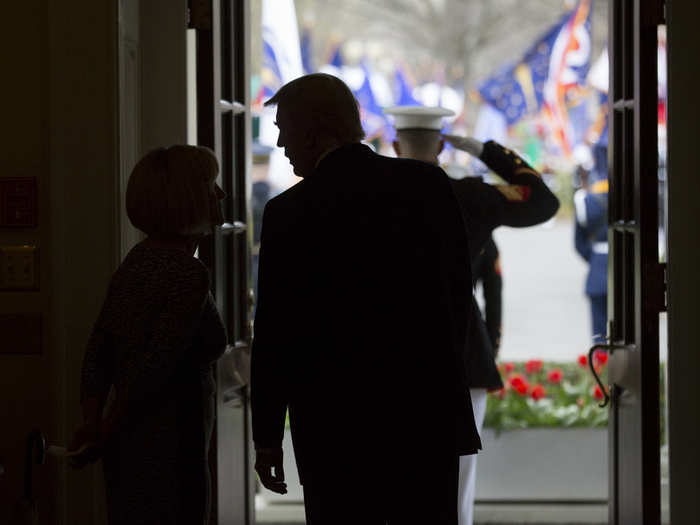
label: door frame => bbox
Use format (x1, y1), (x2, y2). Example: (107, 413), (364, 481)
(192, 0), (255, 523)
(606, 0), (664, 523)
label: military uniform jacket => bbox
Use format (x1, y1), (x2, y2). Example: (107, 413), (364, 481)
(451, 141), (560, 388)
(251, 143), (482, 485)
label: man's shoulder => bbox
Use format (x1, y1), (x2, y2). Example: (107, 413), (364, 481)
(264, 180), (307, 214)
(378, 156), (451, 193)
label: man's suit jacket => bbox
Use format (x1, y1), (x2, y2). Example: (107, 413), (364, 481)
(251, 143), (481, 485)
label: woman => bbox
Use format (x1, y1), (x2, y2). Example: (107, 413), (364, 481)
(69, 145), (228, 524)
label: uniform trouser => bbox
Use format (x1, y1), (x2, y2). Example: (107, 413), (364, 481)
(458, 388), (488, 525)
(589, 294), (608, 343)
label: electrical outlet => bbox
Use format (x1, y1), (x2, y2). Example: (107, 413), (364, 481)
(0, 245), (38, 290)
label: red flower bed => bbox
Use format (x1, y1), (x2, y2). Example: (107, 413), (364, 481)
(525, 359), (543, 374)
(593, 349), (608, 366)
(485, 359), (611, 431)
(530, 384), (546, 401)
(547, 368), (563, 384)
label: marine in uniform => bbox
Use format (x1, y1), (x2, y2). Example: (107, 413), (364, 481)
(573, 143), (608, 343)
(384, 105), (560, 525)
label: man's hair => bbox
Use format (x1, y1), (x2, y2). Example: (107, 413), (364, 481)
(126, 145), (220, 236)
(264, 73), (365, 143)
(396, 129), (442, 161)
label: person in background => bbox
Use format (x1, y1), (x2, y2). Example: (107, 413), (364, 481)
(252, 74), (480, 525)
(68, 145), (228, 525)
(574, 143), (609, 343)
(386, 105), (559, 525)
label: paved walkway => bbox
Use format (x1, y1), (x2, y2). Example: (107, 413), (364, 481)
(490, 218), (591, 362)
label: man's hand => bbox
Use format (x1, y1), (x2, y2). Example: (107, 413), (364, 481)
(255, 447), (287, 494)
(441, 134), (484, 157)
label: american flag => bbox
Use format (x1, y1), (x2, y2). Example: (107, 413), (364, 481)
(477, 0), (593, 156)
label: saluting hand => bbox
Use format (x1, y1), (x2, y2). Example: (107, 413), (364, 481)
(255, 447), (288, 494)
(441, 134), (484, 157)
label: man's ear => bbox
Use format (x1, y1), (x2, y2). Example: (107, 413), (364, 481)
(438, 138), (445, 156)
(392, 141), (401, 157)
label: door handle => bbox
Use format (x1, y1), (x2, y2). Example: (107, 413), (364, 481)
(587, 342), (639, 407)
(588, 343), (612, 407)
(218, 341), (251, 405)
(218, 221), (247, 235)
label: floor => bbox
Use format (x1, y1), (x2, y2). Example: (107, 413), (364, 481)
(254, 498), (611, 524)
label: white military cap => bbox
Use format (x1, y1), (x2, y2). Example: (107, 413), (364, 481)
(383, 105), (455, 130)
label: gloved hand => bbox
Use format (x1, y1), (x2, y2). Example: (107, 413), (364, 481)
(441, 134), (484, 157)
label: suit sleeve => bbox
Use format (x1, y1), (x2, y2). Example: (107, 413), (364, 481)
(479, 140), (560, 227)
(251, 201), (291, 449)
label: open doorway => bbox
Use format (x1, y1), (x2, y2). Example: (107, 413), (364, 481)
(121, 0), (668, 523)
(247, 0), (667, 524)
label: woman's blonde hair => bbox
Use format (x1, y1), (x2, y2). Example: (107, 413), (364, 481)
(126, 145), (222, 236)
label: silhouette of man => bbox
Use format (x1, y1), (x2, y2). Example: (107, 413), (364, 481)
(251, 74), (481, 525)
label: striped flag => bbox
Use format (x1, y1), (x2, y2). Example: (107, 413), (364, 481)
(477, 0), (593, 156)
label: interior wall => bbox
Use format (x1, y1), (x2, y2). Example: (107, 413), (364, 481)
(0, 1), (54, 522)
(139, 0), (189, 152)
(48, 0), (120, 522)
(0, 0), (120, 523)
(666, 0), (700, 523)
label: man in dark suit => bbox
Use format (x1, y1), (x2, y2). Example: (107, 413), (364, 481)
(251, 73), (481, 525)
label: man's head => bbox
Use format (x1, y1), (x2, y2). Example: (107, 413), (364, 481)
(384, 106), (454, 165)
(393, 129), (444, 165)
(264, 73), (365, 177)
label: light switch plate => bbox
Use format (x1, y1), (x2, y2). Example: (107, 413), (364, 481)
(0, 245), (39, 290)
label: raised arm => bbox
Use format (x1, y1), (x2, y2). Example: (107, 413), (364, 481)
(443, 136), (560, 227)
(480, 140), (560, 226)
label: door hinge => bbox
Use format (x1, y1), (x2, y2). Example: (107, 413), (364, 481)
(188, 0), (212, 30)
(658, 262), (668, 312)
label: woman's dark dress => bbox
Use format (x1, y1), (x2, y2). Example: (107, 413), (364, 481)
(80, 243), (227, 525)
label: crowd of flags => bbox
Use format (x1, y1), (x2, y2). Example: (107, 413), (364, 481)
(256, 0), (667, 171)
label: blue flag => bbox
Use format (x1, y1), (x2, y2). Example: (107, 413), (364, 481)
(325, 43), (343, 69)
(477, 0), (593, 129)
(394, 66), (421, 106)
(353, 62), (389, 140)
(300, 27), (314, 74)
